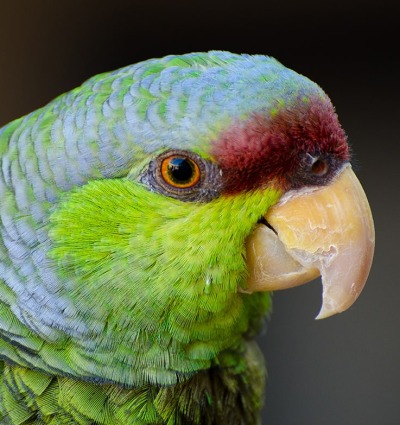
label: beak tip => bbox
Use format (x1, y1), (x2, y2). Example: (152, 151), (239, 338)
(315, 302), (347, 320)
(315, 298), (339, 319)
(315, 305), (353, 320)
(315, 282), (364, 320)
(315, 308), (336, 320)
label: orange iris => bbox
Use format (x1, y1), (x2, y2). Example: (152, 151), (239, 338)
(161, 155), (201, 188)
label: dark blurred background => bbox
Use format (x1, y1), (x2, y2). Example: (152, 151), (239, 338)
(0, 1), (398, 424)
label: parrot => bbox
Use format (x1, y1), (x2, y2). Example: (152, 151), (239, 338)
(0, 51), (375, 424)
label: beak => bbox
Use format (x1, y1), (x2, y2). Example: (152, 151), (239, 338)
(245, 165), (375, 319)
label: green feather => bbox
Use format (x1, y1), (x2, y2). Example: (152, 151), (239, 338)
(0, 341), (265, 424)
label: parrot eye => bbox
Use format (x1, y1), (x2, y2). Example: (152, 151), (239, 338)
(140, 149), (222, 202)
(161, 155), (201, 188)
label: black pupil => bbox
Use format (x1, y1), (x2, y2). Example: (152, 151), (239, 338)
(168, 157), (194, 183)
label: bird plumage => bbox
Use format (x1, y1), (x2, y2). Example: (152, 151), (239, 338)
(0, 51), (373, 424)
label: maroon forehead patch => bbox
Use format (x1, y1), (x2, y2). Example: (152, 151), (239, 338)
(211, 95), (350, 194)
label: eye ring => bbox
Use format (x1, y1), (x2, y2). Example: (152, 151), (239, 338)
(160, 155), (201, 188)
(140, 149), (222, 202)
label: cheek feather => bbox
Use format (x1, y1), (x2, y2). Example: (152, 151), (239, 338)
(212, 96), (350, 194)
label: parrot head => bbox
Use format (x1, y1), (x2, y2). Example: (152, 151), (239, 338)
(0, 51), (374, 387)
